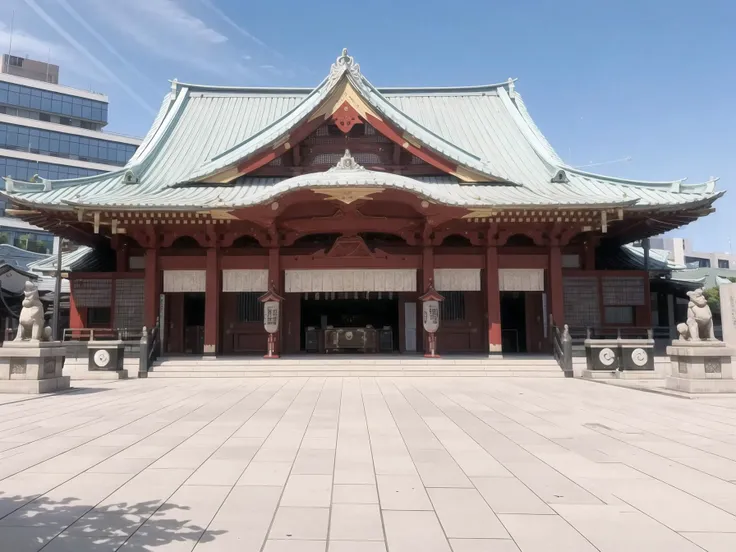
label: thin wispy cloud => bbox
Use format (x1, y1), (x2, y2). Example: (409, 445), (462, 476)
(131, 0), (227, 45)
(197, 0), (283, 59)
(21, 0), (156, 114)
(53, 0), (156, 89)
(80, 0), (236, 78)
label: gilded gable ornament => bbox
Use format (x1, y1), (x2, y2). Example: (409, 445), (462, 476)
(328, 48), (362, 86)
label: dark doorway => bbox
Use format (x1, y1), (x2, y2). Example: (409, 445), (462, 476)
(183, 292), (205, 354)
(300, 293), (399, 353)
(501, 291), (527, 353)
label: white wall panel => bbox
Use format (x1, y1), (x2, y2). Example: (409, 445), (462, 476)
(434, 269), (481, 291)
(222, 269), (268, 292)
(163, 270), (206, 293)
(285, 269), (416, 293)
(499, 269), (544, 292)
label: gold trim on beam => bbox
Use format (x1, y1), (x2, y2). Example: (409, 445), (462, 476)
(312, 187), (381, 204)
(200, 209), (238, 220)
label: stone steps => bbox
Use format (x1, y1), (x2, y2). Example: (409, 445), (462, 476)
(147, 370), (566, 378)
(148, 356), (566, 378)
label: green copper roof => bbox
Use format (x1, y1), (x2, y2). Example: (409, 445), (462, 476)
(0, 49), (723, 213)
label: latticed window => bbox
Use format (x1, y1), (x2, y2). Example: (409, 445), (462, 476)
(115, 279), (144, 330)
(74, 279), (112, 307)
(563, 277), (600, 327)
(602, 277), (645, 306)
(440, 291), (466, 322)
(87, 307), (111, 327)
(237, 293), (263, 323)
(353, 153), (381, 164)
(310, 153), (342, 165)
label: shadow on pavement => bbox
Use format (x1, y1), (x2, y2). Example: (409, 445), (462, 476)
(0, 492), (226, 550)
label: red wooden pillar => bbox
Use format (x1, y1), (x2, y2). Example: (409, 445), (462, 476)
(204, 246), (221, 355)
(69, 281), (83, 331)
(143, 247), (160, 329)
(485, 245), (502, 354)
(549, 242), (565, 326)
(268, 247), (281, 354)
(421, 245), (433, 353)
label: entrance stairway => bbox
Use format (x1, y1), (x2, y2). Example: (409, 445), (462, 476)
(147, 355), (567, 378)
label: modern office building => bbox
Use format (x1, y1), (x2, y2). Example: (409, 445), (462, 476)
(0, 54), (141, 253)
(648, 237), (736, 269)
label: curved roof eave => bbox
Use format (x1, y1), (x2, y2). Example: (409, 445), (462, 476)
(499, 86), (721, 196)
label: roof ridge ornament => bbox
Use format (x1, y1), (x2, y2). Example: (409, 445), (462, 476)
(328, 48), (362, 86)
(328, 150), (365, 172)
(507, 78), (516, 98)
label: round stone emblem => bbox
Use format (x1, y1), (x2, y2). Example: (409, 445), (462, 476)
(345, 331), (354, 341)
(631, 348), (648, 367)
(94, 349), (110, 368)
(598, 347), (615, 366)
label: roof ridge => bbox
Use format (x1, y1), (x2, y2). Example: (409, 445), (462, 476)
(171, 79), (516, 96)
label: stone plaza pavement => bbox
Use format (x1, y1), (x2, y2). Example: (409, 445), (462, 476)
(2, 378), (736, 551)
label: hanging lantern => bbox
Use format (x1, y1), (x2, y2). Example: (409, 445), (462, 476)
(419, 284), (444, 358)
(259, 286), (284, 359)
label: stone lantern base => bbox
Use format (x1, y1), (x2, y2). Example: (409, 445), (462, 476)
(666, 341), (736, 393)
(0, 341), (69, 394)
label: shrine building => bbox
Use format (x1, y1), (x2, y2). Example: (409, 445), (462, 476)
(0, 50), (723, 357)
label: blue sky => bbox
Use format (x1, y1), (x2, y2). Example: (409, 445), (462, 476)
(2, 0), (734, 251)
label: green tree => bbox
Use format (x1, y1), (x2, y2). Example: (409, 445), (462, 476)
(703, 278), (736, 314)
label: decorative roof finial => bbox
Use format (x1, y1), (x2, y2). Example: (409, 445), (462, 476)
(328, 150), (365, 172)
(328, 48), (361, 85)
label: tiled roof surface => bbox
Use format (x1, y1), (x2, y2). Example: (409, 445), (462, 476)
(1, 50), (722, 212)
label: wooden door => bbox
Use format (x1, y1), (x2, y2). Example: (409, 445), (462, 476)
(525, 292), (545, 353)
(166, 293), (184, 354)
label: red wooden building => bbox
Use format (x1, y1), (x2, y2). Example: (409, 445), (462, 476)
(0, 50), (722, 356)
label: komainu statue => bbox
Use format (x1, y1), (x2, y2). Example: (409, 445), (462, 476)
(676, 288), (716, 342)
(14, 282), (52, 342)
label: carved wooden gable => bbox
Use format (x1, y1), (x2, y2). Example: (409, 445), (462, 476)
(314, 234), (387, 260)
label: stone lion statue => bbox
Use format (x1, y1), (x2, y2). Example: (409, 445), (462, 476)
(676, 288), (716, 342)
(14, 281), (52, 342)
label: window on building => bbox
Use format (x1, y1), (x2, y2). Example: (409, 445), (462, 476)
(39, 113), (50, 122)
(87, 307), (112, 327)
(685, 256), (710, 268)
(440, 291), (466, 322)
(236, 293), (263, 323)
(604, 306), (635, 325)
(13, 233), (53, 254)
(8, 56), (23, 67)
(718, 259), (730, 269)
(0, 82), (108, 124)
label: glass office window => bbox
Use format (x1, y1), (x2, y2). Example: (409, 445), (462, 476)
(0, 156), (103, 182)
(0, 123), (137, 166)
(0, 81), (107, 124)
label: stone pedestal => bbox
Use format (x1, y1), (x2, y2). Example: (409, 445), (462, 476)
(65, 340), (127, 380)
(666, 341), (736, 393)
(0, 341), (69, 394)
